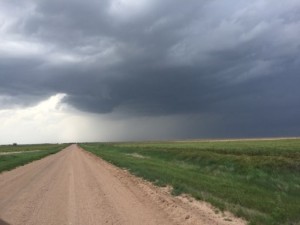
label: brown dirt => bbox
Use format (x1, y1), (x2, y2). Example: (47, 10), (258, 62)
(0, 144), (246, 225)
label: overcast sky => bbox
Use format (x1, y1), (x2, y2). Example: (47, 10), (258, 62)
(1, 0), (300, 144)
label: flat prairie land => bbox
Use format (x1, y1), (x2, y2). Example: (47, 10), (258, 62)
(0, 143), (67, 173)
(81, 138), (300, 225)
(0, 144), (244, 225)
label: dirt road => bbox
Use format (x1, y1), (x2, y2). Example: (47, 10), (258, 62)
(0, 145), (245, 225)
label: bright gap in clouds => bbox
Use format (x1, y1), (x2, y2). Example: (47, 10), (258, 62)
(0, 93), (99, 144)
(0, 93), (207, 145)
(109, 0), (154, 21)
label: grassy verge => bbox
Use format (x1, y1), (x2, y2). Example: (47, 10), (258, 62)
(81, 139), (300, 225)
(0, 144), (68, 173)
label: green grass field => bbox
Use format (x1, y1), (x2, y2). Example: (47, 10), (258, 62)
(81, 139), (300, 225)
(0, 144), (68, 173)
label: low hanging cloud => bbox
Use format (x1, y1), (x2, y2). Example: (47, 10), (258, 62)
(0, 0), (300, 142)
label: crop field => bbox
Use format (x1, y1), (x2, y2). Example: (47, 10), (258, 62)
(81, 139), (300, 225)
(0, 144), (68, 173)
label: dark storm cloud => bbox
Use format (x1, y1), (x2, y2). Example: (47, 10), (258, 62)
(1, 0), (300, 137)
